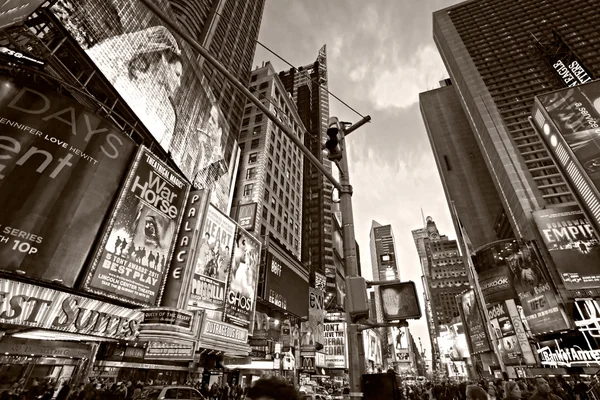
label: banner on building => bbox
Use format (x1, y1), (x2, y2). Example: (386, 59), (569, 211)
(162, 190), (209, 308)
(505, 299), (536, 365)
(488, 301), (522, 365)
(223, 227), (261, 331)
(538, 298), (600, 368)
(506, 241), (570, 335)
(458, 290), (490, 354)
(51, 0), (238, 212)
(533, 205), (600, 290)
(533, 81), (600, 234)
(478, 265), (518, 305)
(188, 204), (235, 319)
(301, 288), (325, 349)
(0, 77), (136, 287)
(84, 147), (190, 306)
(364, 329), (383, 366)
(324, 322), (347, 369)
(265, 251), (309, 318)
(236, 203), (257, 231)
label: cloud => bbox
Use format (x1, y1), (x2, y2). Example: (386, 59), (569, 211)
(368, 45), (447, 110)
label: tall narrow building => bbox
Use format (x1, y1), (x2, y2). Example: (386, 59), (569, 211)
(412, 217), (470, 372)
(169, 0), (266, 152)
(432, 0), (600, 240)
(278, 46), (335, 300)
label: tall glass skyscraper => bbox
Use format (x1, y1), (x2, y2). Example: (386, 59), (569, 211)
(433, 0), (600, 239)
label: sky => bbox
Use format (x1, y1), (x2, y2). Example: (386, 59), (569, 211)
(253, 0), (462, 362)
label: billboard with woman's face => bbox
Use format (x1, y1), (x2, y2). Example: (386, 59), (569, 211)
(51, 0), (236, 212)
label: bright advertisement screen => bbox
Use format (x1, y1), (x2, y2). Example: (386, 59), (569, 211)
(51, 0), (236, 212)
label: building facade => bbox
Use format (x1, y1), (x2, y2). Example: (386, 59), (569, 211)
(170, 0), (266, 151)
(278, 46), (335, 294)
(412, 217), (470, 372)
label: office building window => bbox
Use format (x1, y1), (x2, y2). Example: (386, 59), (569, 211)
(277, 221), (282, 234)
(248, 153), (257, 164)
(278, 204), (282, 216)
(255, 114), (263, 123)
(262, 207), (268, 219)
(263, 189), (269, 202)
(243, 184), (254, 197)
(244, 107), (252, 115)
(245, 168), (256, 179)
(283, 227), (288, 239)
(266, 174), (271, 185)
(260, 224), (267, 236)
(240, 130), (247, 139)
(242, 117), (249, 126)
(271, 196), (276, 208)
(269, 144), (274, 155)
(253, 125), (261, 135)
(251, 139), (260, 149)
(239, 143), (245, 152)
(269, 215), (275, 227)
(259, 82), (269, 90)
(268, 158), (273, 170)
(284, 212), (288, 223)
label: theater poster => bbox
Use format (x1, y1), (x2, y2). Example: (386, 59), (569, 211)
(0, 76), (136, 286)
(533, 206), (600, 290)
(84, 147), (190, 306)
(188, 204), (235, 320)
(223, 227), (261, 331)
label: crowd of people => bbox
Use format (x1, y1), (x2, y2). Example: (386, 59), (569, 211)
(401, 376), (594, 400)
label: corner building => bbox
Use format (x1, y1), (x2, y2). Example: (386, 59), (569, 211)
(433, 0), (600, 240)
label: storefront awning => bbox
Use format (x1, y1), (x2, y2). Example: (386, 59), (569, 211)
(198, 336), (250, 357)
(12, 329), (118, 342)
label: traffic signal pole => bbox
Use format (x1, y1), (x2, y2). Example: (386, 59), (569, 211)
(140, 1), (371, 396)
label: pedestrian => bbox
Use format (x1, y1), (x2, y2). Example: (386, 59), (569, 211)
(56, 381), (71, 400)
(245, 378), (299, 400)
(505, 381), (522, 400)
(466, 385), (487, 400)
(529, 378), (563, 400)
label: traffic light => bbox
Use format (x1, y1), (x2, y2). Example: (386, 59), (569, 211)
(378, 281), (422, 321)
(325, 117), (343, 161)
(345, 276), (369, 323)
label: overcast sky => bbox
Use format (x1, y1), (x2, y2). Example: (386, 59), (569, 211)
(253, 0), (463, 362)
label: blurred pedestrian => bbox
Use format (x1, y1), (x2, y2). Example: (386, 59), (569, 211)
(505, 381), (522, 400)
(530, 378), (562, 400)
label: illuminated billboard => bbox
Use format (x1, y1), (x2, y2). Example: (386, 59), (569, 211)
(532, 81), (600, 235)
(533, 205), (600, 290)
(458, 290), (490, 354)
(265, 252), (309, 318)
(51, 0), (237, 212)
(0, 76), (136, 287)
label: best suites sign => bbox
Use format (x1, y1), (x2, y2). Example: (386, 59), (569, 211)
(0, 278), (143, 340)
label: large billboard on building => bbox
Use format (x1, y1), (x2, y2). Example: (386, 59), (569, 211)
(0, 77), (136, 287)
(505, 241), (570, 335)
(51, 0), (237, 212)
(324, 322), (347, 369)
(84, 147), (189, 306)
(223, 227), (261, 331)
(477, 265), (518, 305)
(533, 205), (600, 290)
(188, 204), (235, 320)
(459, 290), (490, 354)
(265, 252), (309, 318)
(301, 288), (325, 348)
(532, 81), (600, 234)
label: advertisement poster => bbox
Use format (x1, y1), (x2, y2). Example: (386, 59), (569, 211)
(223, 227), (261, 331)
(162, 189), (209, 308)
(505, 299), (537, 364)
(364, 329), (382, 365)
(533, 206), (600, 289)
(266, 252), (309, 318)
(538, 298), (600, 368)
(488, 302), (522, 365)
(459, 290), (490, 354)
(505, 241), (570, 335)
(324, 322), (347, 369)
(301, 288), (325, 348)
(477, 265), (518, 305)
(52, 0), (237, 212)
(536, 81), (600, 191)
(189, 204), (235, 319)
(252, 311), (281, 342)
(85, 147), (189, 306)
(0, 77), (136, 286)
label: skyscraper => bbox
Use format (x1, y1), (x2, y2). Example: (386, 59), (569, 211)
(169, 0), (266, 151)
(420, 81), (510, 250)
(412, 217), (470, 372)
(433, 0), (600, 240)
(278, 46), (334, 293)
